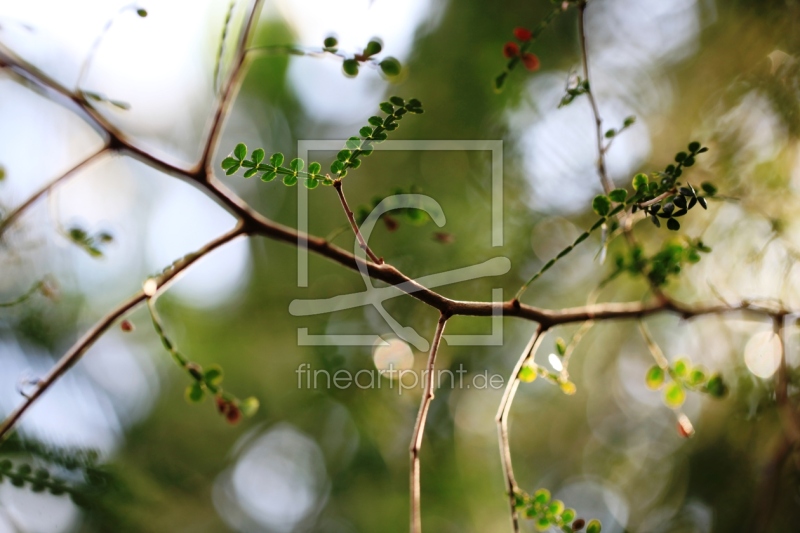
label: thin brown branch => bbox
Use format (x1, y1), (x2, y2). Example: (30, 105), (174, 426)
(201, 0), (266, 169)
(495, 326), (546, 533)
(775, 317), (800, 444)
(578, 1), (613, 195)
(333, 179), (383, 264)
(0, 223), (245, 441)
(0, 148), (108, 238)
(409, 313), (448, 533)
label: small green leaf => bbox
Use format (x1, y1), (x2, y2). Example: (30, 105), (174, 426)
(688, 367), (707, 387)
(379, 102), (394, 114)
(305, 177), (320, 189)
(308, 162), (321, 175)
(136, 8), (148, 17)
(240, 397), (260, 417)
(562, 509), (576, 523)
(609, 188), (627, 203)
(705, 374), (727, 398)
(243, 168), (257, 178)
(701, 182), (717, 196)
(221, 157), (238, 170)
(346, 137), (361, 150)
(359, 126), (373, 137)
(664, 381), (686, 408)
(261, 171), (277, 182)
(331, 160), (344, 173)
(389, 96), (405, 106)
(379, 57), (401, 76)
(667, 218), (680, 231)
(518, 364), (537, 383)
(337, 149), (351, 162)
(270, 153), (284, 167)
(185, 382), (205, 403)
(548, 500), (565, 515)
(555, 337), (566, 356)
(688, 141), (701, 152)
(283, 175), (298, 186)
(290, 158), (304, 172)
(645, 365), (665, 390)
(364, 39), (382, 56)
(251, 148), (265, 164)
(342, 59), (359, 77)
(204, 365), (224, 386)
(605, 129), (616, 138)
(225, 165), (240, 176)
(323, 36), (338, 48)
(234, 143), (247, 161)
(586, 519), (602, 533)
(368, 116), (384, 127)
(533, 488), (550, 504)
(592, 195), (611, 217)
(672, 358), (690, 377)
(494, 72), (507, 91)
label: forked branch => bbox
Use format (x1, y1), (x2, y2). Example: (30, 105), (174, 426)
(409, 313), (449, 533)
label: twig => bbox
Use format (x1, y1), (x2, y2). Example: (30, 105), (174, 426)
(0, 280), (43, 308)
(637, 320), (670, 368)
(578, 1), (613, 195)
(409, 313), (448, 533)
(333, 179), (382, 264)
(0, 224), (245, 441)
(0, 148), (108, 238)
(495, 326), (546, 533)
(200, 0), (265, 170)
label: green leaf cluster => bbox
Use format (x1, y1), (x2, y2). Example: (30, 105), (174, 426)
(222, 145), (326, 188)
(67, 226), (113, 258)
(330, 97), (423, 179)
(608, 238), (711, 287)
(222, 99), (423, 187)
(514, 487), (602, 532)
(646, 356), (727, 409)
(630, 142), (715, 231)
(322, 35), (401, 78)
(559, 77), (590, 108)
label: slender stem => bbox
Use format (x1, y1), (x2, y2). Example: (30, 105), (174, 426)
(201, 0), (266, 170)
(0, 148), (108, 238)
(333, 179), (383, 264)
(0, 224), (245, 441)
(409, 313), (448, 533)
(637, 320), (670, 368)
(560, 319), (593, 378)
(0, 280), (43, 308)
(496, 326), (545, 533)
(578, 1), (613, 194)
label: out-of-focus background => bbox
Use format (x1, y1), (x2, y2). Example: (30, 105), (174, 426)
(1, 0), (800, 531)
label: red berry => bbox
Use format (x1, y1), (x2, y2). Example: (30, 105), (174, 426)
(514, 27), (532, 42)
(503, 42), (519, 58)
(120, 320), (134, 332)
(215, 396), (229, 414)
(225, 405), (242, 425)
(521, 53), (540, 72)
